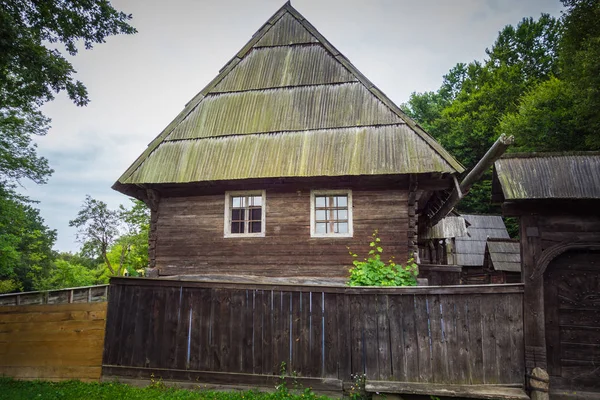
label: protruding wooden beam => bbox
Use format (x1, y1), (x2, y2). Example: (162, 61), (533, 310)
(428, 134), (514, 226)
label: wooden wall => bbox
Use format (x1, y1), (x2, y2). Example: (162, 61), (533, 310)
(154, 181), (410, 278)
(0, 302), (107, 381)
(102, 278), (525, 389)
(508, 203), (600, 394)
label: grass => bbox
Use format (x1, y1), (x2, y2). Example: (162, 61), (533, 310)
(0, 377), (335, 400)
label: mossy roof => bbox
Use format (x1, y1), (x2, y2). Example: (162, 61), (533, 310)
(115, 2), (464, 189)
(494, 152), (600, 200)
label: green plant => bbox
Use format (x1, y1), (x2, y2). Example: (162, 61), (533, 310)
(347, 231), (418, 287)
(348, 373), (370, 400)
(148, 373), (167, 390)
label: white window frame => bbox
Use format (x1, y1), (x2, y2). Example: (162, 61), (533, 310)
(310, 190), (353, 238)
(224, 190), (266, 238)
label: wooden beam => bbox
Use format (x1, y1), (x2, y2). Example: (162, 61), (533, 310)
(366, 381), (529, 400)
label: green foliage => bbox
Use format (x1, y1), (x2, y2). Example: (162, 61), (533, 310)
(348, 231), (418, 287)
(34, 259), (98, 291)
(0, 0), (136, 186)
(0, 185), (56, 292)
(70, 196), (149, 277)
(403, 13), (573, 214)
(348, 374), (369, 400)
(0, 376), (334, 400)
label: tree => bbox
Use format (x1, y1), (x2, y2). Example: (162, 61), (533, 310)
(0, 0), (136, 185)
(0, 186), (56, 292)
(35, 259), (97, 291)
(559, 0), (600, 146)
(403, 14), (562, 214)
(0, 1), (136, 293)
(69, 196), (149, 277)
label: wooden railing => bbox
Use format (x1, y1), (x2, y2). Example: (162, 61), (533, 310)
(0, 285), (109, 306)
(102, 278), (525, 391)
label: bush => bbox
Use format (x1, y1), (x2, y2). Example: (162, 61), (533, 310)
(347, 231), (418, 287)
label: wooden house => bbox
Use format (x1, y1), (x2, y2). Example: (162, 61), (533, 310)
(113, 3), (464, 280)
(493, 152), (600, 396)
(482, 238), (521, 284)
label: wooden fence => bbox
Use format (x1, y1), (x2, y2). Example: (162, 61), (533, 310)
(0, 285), (109, 306)
(102, 277), (525, 391)
(0, 302), (107, 381)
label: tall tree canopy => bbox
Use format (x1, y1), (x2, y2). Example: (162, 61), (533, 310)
(0, 1), (136, 292)
(0, 0), (136, 185)
(404, 14), (562, 213)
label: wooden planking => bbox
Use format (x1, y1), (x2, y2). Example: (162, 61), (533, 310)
(155, 186), (410, 278)
(0, 302), (107, 381)
(101, 281), (526, 388)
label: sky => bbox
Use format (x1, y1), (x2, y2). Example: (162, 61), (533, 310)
(20, 0), (564, 252)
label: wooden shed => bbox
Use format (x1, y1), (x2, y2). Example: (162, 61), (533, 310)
(113, 3), (464, 280)
(493, 152), (600, 397)
(483, 238), (521, 284)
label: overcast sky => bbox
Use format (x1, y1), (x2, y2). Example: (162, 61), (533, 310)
(21, 0), (564, 252)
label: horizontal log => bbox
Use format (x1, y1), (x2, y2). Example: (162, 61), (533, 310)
(366, 381), (529, 400)
(110, 277), (524, 295)
(102, 365), (343, 391)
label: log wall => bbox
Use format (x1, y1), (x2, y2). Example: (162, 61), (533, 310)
(154, 182), (410, 278)
(0, 302), (107, 381)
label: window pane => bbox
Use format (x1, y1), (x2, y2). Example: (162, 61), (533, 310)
(337, 196), (347, 207)
(338, 210), (348, 220)
(232, 196), (242, 208)
(252, 196), (262, 206)
(316, 223), (327, 233)
(250, 208), (261, 221)
(315, 196), (326, 207)
(231, 221), (244, 233)
(316, 209), (326, 221)
(250, 221), (262, 233)
(338, 223), (348, 233)
(232, 209), (244, 221)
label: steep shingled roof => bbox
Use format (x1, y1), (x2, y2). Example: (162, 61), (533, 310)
(485, 238), (521, 273)
(114, 3), (463, 189)
(455, 215), (510, 267)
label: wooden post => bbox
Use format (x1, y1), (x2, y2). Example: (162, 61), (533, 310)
(521, 215), (547, 371)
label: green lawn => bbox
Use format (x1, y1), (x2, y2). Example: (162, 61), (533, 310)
(0, 378), (334, 400)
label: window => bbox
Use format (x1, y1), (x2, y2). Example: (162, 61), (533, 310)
(310, 190), (353, 238)
(224, 191), (266, 237)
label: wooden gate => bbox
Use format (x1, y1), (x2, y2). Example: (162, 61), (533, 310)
(544, 250), (600, 392)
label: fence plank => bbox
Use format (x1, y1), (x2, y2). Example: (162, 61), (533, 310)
(377, 295), (391, 380)
(309, 291), (324, 377)
(336, 293), (351, 381)
(249, 290), (261, 374)
(467, 294), (484, 384)
(481, 295), (498, 384)
(262, 290), (274, 375)
(323, 292), (338, 379)
(414, 295), (432, 383)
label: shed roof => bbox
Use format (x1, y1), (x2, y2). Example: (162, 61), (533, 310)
(494, 152), (600, 200)
(114, 2), (463, 190)
(485, 239), (521, 272)
(455, 215), (510, 267)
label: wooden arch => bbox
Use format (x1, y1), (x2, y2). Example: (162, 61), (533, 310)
(530, 239), (600, 280)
